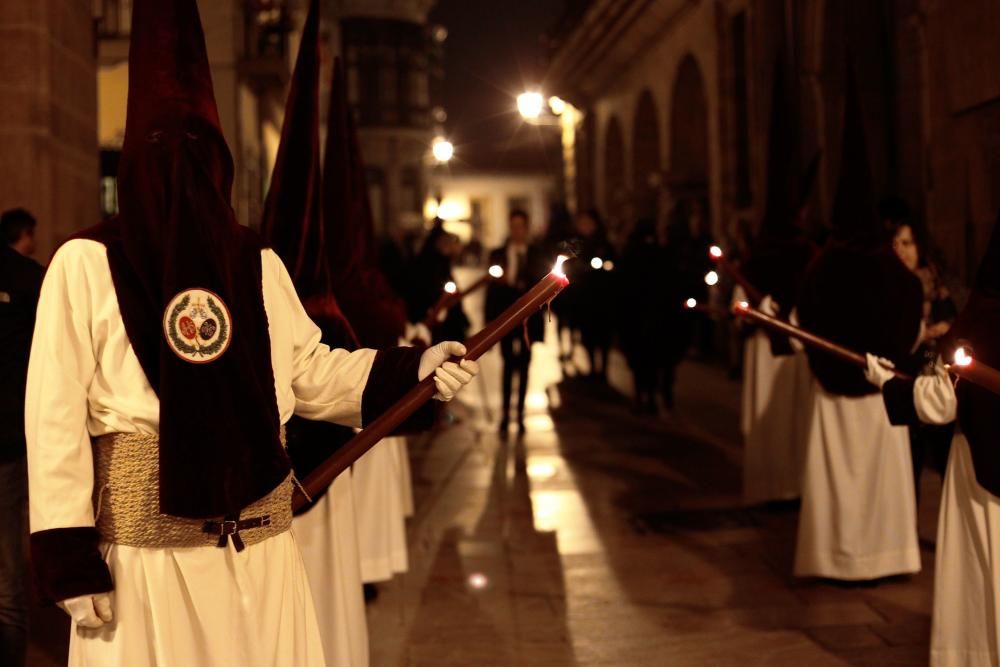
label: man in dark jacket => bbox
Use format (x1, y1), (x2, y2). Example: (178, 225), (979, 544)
(485, 209), (546, 435)
(0, 208), (43, 667)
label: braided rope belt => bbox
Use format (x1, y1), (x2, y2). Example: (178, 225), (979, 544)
(92, 431), (292, 550)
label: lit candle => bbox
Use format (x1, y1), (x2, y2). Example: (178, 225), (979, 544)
(732, 301), (913, 381)
(948, 346), (1000, 396)
(708, 246), (764, 304)
(420, 268), (505, 332)
(294, 256), (571, 509)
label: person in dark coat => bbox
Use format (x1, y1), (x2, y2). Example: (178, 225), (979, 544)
(619, 219), (676, 413)
(411, 220), (469, 343)
(0, 209), (43, 667)
(485, 209), (547, 434)
(573, 209), (617, 381)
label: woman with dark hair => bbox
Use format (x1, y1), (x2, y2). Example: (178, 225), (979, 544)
(883, 205), (958, 500)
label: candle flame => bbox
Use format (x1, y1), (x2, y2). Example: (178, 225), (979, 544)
(685, 298), (697, 309)
(488, 264), (504, 279)
(444, 281), (458, 294)
(954, 347), (974, 367)
(704, 270), (719, 286)
(709, 245), (723, 260)
(552, 255), (569, 280)
(590, 256), (603, 269)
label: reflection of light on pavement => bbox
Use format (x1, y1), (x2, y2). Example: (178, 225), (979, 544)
(527, 460), (558, 481)
(467, 572), (489, 590)
(525, 391), (548, 411)
(524, 414), (554, 432)
(532, 491), (563, 531)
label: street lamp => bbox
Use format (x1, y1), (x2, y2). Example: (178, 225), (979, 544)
(517, 91), (545, 120)
(432, 137), (454, 163)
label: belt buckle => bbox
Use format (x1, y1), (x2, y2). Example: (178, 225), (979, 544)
(221, 520), (238, 536)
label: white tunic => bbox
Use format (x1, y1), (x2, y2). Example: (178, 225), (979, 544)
(26, 239), (378, 667)
(352, 437), (409, 582)
(908, 368), (1000, 667)
(794, 384), (920, 580)
(293, 471), (369, 667)
(741, 331), (813, 504)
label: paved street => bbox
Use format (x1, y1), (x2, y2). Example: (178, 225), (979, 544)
(367, 299), (942, 666)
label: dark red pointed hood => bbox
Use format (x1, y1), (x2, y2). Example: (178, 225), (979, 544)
(78, 0), (288, 519)
(260, 0), (357, 349)
(323, 57), (408, 348)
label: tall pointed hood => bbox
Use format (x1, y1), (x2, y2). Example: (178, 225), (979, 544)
(742, 47), (818, 319)
(79, 0), (288, 519)
(829, 62), (879, 244)
(759, 47), (801, 241)
(323, 57), (408, 348)
(260, 0), (357, 349)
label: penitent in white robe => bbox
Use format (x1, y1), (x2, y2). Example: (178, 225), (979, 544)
(741, 331), (813, 504)
(905, 368), (1000, 667)
(353, 437), (409, 582)
(25, 240), (379, 667)
(293, 471), (369, 667)
(794, 384), (920, 580)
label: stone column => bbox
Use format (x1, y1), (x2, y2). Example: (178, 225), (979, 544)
(0, 0), (98, 260)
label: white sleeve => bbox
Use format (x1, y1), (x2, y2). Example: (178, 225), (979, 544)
(913, 365), (958, 425)
(25, 242), (99, 534)
(269, 253), (376, 426)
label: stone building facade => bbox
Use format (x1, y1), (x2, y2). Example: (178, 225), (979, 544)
(548, 0), (1000, 286)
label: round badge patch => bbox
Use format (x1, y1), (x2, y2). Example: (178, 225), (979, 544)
(163, 288), (232, 364)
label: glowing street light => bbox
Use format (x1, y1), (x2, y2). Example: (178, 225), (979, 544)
(431, 137), (454, 163)
(517, 91), (545, 120)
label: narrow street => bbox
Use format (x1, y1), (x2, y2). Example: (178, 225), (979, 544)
(367, 295), (941, 666)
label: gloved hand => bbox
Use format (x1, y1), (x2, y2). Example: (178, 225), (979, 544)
(864, 353), (896, 389)
(759, 294), (780, 317)
(418, 341), (480, 401)
(58, 593), (113, 629)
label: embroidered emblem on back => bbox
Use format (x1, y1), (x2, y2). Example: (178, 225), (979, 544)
(163, 288), (232, 363)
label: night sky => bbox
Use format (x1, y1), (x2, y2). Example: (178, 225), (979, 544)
(428, 0), (570, 173)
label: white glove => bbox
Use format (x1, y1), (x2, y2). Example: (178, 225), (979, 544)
(864, 353), (896, 389)
(59, 593), (113, 629)
(418, 341), (481, 401)
(759, 294), (780, 317)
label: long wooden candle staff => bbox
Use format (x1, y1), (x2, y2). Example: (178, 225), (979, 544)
(293, 257), (570, 510)
(731, 301), (914, 382)
(419, 265), (505, 332)
(709, 246), (765, 305)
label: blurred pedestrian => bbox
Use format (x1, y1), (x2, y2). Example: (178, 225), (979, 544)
(574, 209), (616, 380)
(883, 199), (957, 501)
(486, 209), (546, 434)
(0, 208), (43, 667)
